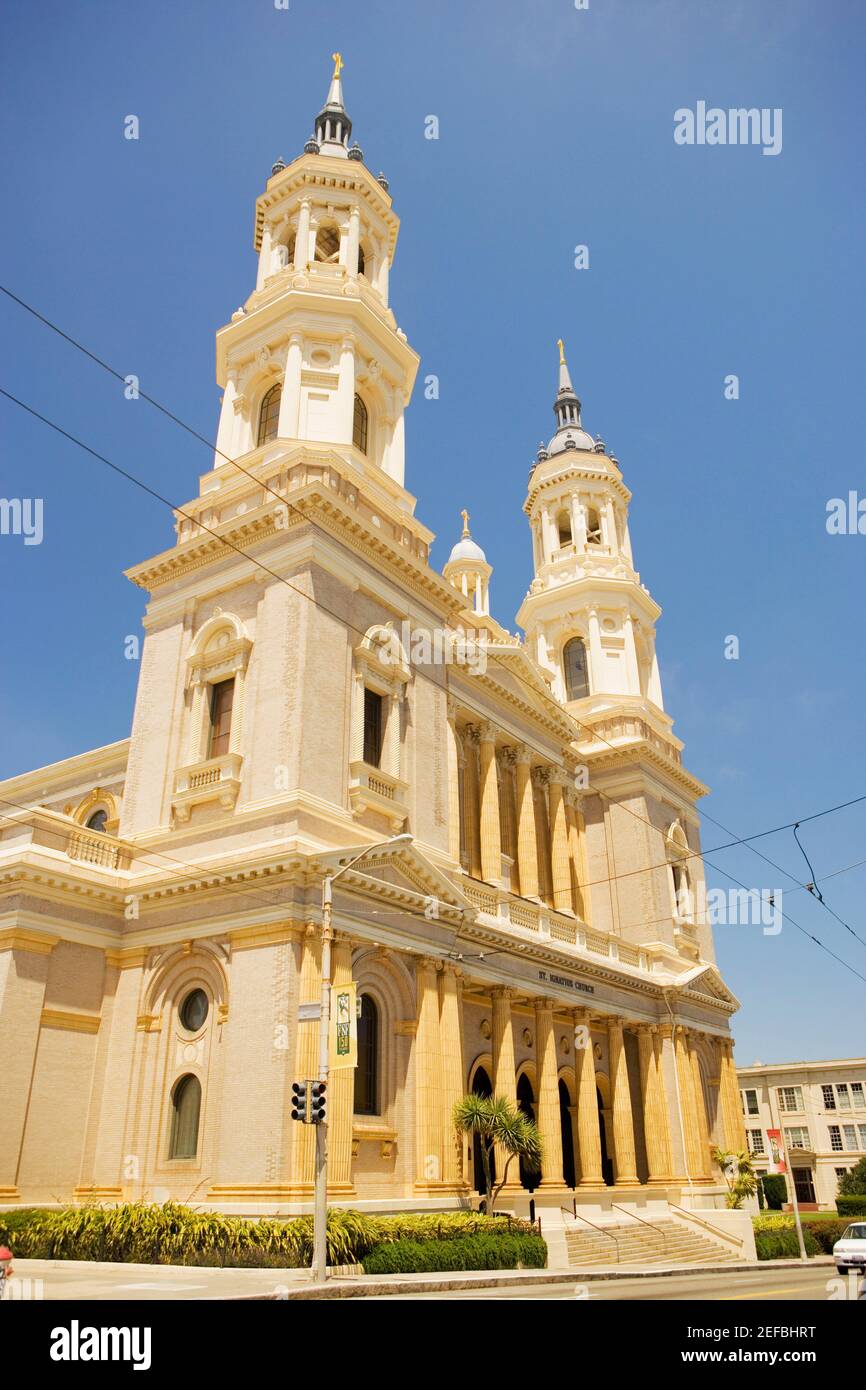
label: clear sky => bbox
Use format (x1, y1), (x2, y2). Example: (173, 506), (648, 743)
(1, 0), (864, 1065)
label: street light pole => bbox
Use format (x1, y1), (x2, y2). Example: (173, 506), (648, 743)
(311, 833), (412, 1284)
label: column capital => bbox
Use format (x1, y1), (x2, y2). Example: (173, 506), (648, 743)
(464, 722), (480, 745)
(498, 744), (518, 767)
(532, 765), (550, 787)
(514, 744), (535, 766)
(491, 985), (514, 1003)
(477, 720), (498, 744)
(534, 996), (555, 1014)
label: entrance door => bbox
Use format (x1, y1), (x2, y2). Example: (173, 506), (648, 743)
(793, 1167), (816, 1204)
(517, 1073), (539, 1191)
(597, 1087), (614, 1186)
(559, 1079), (576, 1188)
(471, 1066), (494, 1194)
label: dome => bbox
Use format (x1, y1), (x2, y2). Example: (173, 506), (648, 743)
(547, 426), (595, 456)
(447, 535), (487, 566)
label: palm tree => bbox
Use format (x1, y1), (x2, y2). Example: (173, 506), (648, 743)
(453, 1093), (542, 1214)
(713, 1147), (758, 1209)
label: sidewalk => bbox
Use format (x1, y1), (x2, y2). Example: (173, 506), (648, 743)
(3, 1255), (835, 1301)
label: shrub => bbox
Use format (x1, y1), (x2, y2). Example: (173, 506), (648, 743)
(837, 1159), (866, 1197)
(362, 1232), (547, 1274)
(836, 1196), (866, 1218)
(755, 1227), (820, 1261)
(760, 1175), (788, 1210)
(802, 1219), (849, 1253)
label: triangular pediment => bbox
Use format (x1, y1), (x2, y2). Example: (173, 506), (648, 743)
(679, 963), (740, 1009)
(317, 843), (473, 917)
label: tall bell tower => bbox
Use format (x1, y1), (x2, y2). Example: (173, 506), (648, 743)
(212, 54), (418, 485)
(517, 342), (666, 718)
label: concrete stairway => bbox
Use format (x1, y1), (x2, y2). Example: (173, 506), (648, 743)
(564, 1217), (737, 1268)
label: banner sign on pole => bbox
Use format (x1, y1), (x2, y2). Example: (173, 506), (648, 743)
(330, 982), (357, 1070)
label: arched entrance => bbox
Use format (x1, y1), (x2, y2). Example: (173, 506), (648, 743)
(597, 1086), (614, 1186)
(471, 1065), (494, 1194)
(559, 1079), (576, 1188)
(517, 1072), (539, 1191)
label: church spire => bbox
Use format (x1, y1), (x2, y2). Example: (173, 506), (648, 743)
(312, 52), (353, 158)
(547, 339), (594, 454)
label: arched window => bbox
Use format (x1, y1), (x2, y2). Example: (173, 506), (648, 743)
(257, 383), (281, 446)
(563, 637), (590, 701)
(353, 394), (369, 454)
(354, 994), (379, 1115)
(586, 507), (602, 545)
(357, 244), (366, 277)
(169, 1074), (201, 1159)
(179, 988), (209, 1033)
(314, 223), (341, 263)
(86, 809), (107, 833)
(667, 821), (694, 921)
(557, 511), (572, 547)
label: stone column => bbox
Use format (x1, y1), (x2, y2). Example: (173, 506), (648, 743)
(573, 1009), (604, 1186)
(534, 999), (564, 1187)
(289, 925), (321, 1192)
(637, 1025), (671, 1183)
(719, 1038), (748, 1153)
(548, 771), (572, 913)
(277, 333), (303, 439)
(571, 494), (587, 550)
(658, 1024), (688, 1181)
(587, 608), (603, 695)
(445, 700), (462, 865)
(294, 199), (311, 269)
(215, 370), (238, 464)
(492, 988), (519, 1190)
(565, 790), (587, 920)
(336, 334), (356, 445)
(256, 222), (272, 290)
(688, 1032), (714, 1179)
(439, 965), (466, 1189)
(674, 1025), (706, 1181)
(477, 722), (502, 885)
(608, 1018), (638, 1184)
(346, 204), (361, 275)
(533, 767), (553, 905)
(623, 613), (641, 694)
(463, 725), (482, 879)
(514, 747), (539, 899)
(414, 958), (443, 1190)
(499, 747), (518, 890)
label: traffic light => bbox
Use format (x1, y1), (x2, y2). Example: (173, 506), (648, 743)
(290, 1080), (309, 1123)
(309, 1080), (327, 1125)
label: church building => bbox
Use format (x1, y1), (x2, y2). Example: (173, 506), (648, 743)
(0, 60), (749, 1240)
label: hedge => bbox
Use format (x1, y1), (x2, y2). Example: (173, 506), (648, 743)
(755, 1228), (821, 1261)
(760, 1175), (788, 1210)
(836, 1196), (866, 1218)
(0, 1203), (537, 1270)
(362, 1232), (547, 1274)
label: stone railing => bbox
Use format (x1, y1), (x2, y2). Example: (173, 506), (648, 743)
(172, 751), (243, 821)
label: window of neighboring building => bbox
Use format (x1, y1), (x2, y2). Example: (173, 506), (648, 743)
(179, 988), (209, 1033)
(742, 1088), (760, 1116)
(354, 994), (379, 1116)
(363, 688), (383, 768)
(835, 1167), (850, 1182)
(563, 637), (589, 701)
(777, 1086), (804, 1113)
(858, 1125), (866, 1149)
(169, 1075), (202, 1160)
(257, 383), (281, 446)
(837, 1083), (851, 1111)
(843, 1124), (858, 1151)
(353, 393), (368, 454)
(86, 809), (108, 833)
(748, 1129), (765, 1156)
(208, 679), (234, 759)
(829, 1126), (843, 1152)
(851, 1082), (865, 1109)
(822, 1084), (836, 1110)
(784, 1126), (810, 1151)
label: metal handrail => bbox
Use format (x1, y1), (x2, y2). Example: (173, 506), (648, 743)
(668, 1202), (745, 1251)
(611, 1202), (668, 1256)
(562, 1205), (621, 1263)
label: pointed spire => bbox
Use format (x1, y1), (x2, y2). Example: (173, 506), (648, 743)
(543, 338), (595, 455)
(556, 337), (574, 394)
(314, 52), (353, 158)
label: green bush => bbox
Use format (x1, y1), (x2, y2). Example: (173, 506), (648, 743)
(0, 1203), (538, 1271)
(362, 1232), (547, 1274)
(755, 1227), (820, 1261)
(802, 1219), (849, 1253)
(837, 1159), (866, 1197)
(836, 1196), (866, 1218)
(760, 1175), (788, 1210)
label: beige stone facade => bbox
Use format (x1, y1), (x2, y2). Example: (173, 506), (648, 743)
(0, 64), (746, 1219)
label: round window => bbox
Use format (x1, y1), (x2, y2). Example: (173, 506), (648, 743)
(179, 988), (209, 1032)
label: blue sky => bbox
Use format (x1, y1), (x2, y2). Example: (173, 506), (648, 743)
(1, 0), (864, 1064)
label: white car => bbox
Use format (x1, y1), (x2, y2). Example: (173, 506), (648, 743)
(833, 1222), (866, 1275)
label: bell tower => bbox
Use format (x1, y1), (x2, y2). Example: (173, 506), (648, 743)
(517, 342), (666, 716)
(212, 54), (418, 486)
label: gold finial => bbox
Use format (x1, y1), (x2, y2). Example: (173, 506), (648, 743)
(460, 508), (470, 538)
(557, 338), (566, 366)
(331, 52), (344, 79)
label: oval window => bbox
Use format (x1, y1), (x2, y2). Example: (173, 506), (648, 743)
(180, 988), (209, 1032)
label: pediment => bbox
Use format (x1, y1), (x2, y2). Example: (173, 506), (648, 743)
(318, 843), (473, 917)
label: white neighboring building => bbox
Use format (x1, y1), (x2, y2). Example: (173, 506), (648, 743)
(737, 1058), (866, 1210)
